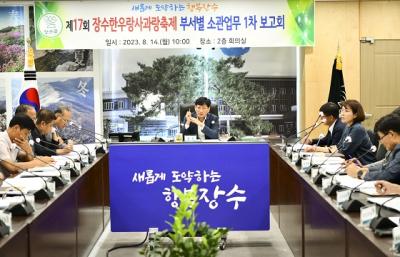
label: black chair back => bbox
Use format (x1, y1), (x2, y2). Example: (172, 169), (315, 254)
(367, 129), (379, 149)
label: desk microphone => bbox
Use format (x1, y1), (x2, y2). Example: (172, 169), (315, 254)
(69, 122), (108, 154)
(282, 112), (323, 152)
(340, 146), (378, 212)
(290, 120), (324, 161)
(152, 129), (166, 142)
(1, 179), (34, 216)
(324, 145), (377, 197)
(34, 138), (81, 177)
(303, 133), (325, 174)
(0, 158), (54, 200)
(24, 142), (68, 188)
(369, 196), (399, 233)
(340, 181), (366, 212)
(311, 136), (351, 186)
(298, 118), (326, 154)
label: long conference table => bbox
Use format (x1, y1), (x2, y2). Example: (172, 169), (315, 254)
(0, 141), (397, 257)
(0, 153), (110, 257)
(270, 142), (396, 257)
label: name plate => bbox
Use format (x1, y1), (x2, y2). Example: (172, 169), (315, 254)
(336, 189), (351, 207)
(360, 205), (377, 227)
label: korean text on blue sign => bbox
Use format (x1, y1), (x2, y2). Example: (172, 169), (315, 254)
(109, 143), (270, 232)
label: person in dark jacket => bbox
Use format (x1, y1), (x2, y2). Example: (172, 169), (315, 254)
(316, 100), (376, 164)
(31, 109), (72, 156)
(303, 102), (345, 149)
(182, 97), (219, 140)
(346, 113), (400, 183)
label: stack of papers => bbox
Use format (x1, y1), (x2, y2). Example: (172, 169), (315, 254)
(368, 197), (400, 214)
(311, 156), (345, 165)
(28, 166), (61, 173)
(319, 164), (344, 175)
(335, 175), (379, 195)
(1, 177), (46, 193)
(73, 144), (96, 155)
(0, 197), (26, 210)
(18, 170), (61, 177)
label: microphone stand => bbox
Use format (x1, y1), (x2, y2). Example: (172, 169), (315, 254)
(309, 137), (350, 187)
(70, 123), (108, 154)
(24, 144), (68, 188)
(324, 144), (376, 196)
(0, 158), (54, 200)
(370, 196), (399, 233)
(341, 181), (366, 212)
(303, 134), (325, 175)
(294, 122), (324, 166)
(36, 139), (81, 177)
(2, 180), (34, 216)
(17, 145), (68, 188)
(31, 155), (68, 188)
(282, 122), (318, 153)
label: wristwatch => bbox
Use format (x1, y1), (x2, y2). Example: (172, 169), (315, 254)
(356, 169), (364, 179)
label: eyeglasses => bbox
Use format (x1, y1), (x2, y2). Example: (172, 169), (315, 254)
(61, 117), (71, 124)
(378, 133), (388, 141)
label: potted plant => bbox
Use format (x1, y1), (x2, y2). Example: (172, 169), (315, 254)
(141, 184), (228, 257)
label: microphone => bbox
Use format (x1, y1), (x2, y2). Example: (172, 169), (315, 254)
(69, 122), (108, 154)
(303, 133), (325, 174)
(26, 141), (68, 188)
(0, 158), (54, 200)
(74, 143), (93, 165)
(290, 120), (324, 161)
(340, 181), (366, 212)
(369, 196), (398, 233)
(282, 115), (322, 152)
(298, 118), (326, 154)
(311, 136), (352, 186)
(324, 145), (377, 197)
(1, 180), (34, 216)
(34, 138), (81, 177)
(315, 133), (326, 147)
(152, 129), (166, 142)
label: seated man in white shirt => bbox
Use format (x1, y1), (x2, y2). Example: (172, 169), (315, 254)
(0, 114), (53, 179)
(182, 97), (219, 140)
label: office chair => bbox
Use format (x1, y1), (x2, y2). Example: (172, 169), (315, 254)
(367, 129), (379, 149)
(179, 104), (219, 125)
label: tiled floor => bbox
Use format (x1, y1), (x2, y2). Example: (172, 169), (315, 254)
(88, 214), (293, 257)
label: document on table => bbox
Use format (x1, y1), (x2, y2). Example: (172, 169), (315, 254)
(334, 175), (380, 195)
(28, 165), (61, 173)
(311, 156), (345, 165)
(74, 144), (96, 155)
(319, 164), (345, 175)
(368, 197), (400, 214)
(1, 177), (46, 193)
(18, 170), (61, 177)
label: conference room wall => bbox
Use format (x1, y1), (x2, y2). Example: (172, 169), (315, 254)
(0, 2), (104, 137)
(101, 47), (296, 138)
(303, 0), (400, 138)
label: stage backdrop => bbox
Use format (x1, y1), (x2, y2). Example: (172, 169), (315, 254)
(109, 142), (270, 232)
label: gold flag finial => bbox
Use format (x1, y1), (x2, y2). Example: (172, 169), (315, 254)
(336, 42), (342, 71)
(26, 38), (35, 69)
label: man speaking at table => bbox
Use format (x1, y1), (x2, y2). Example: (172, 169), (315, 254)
(182, 97), (219, 140)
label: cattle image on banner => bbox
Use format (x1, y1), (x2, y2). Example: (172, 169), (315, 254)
(19, 39), (40, 111)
